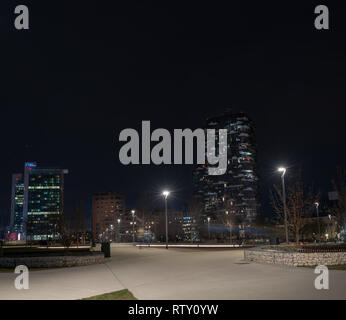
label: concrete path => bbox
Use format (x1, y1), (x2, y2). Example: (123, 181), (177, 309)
(0, 246), (345, 300)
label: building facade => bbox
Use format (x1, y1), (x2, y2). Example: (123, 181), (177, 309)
(182, 215), (199, 242)
(119, 209), (138, 242)
(23, 162), (68, 240)
(10, 173), (24, 236)
(193, 110), (259, 227)
(10, 162), (67, 240)
(92, 192), (126, 241)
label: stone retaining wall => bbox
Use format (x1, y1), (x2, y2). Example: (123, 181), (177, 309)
(244, 247), (346, 266)
(0, 253), (105, 268)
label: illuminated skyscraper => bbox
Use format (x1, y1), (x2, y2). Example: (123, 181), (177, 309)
(10, 173), (24, 237)
(193, 110), (259, 225)
(22, 162), (68, 240)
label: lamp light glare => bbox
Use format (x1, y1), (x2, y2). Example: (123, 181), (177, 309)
(162, 191), (170, 198)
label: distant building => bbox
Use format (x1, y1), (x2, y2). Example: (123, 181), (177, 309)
(301, 215), (339, 242)
(149, 209), (184, 242)
(120, 209), (138, 242)
(133, 209), (161, 242)
(328, 191), (338, 201)
(182, 216), (199, 242)
(193, 109), (260, 226)
(0, 212), (10, 241)
(22, 162), (68, 240)
(92, 192), (126, 241)
(9, 162), (67, 240)
(131, 209), (185, 242)
(10, 173), (24, 236)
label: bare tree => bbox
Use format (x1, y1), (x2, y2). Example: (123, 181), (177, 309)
(331, 167), (346, 230)
(59, 213), (71, 250)
(72, 200), (86, 245)
(219, 201), (240, 242)
(270, 170), (318, 243)
(137, 190), (154, 228)
(187, 197), (203, 241)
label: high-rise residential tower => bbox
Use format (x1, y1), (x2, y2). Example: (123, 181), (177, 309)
(193, 110), (259, 225)
(92, 192), (126, 241)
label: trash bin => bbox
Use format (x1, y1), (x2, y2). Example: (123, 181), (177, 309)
(269, 237), (280, 245)
(102, 242), (111, 258)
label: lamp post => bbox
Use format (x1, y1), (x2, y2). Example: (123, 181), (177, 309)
(278, 167), (289, 243)
(131, 210), (135, 243)
(226, 211), (232, 244)
(162, 191), (170, 249)
(314, 202), (321, 242)
(110, 224), (114, 242)
(207, 217), (211, 240)
(117, 218), (121, 242)
(328, 214), (332, 242)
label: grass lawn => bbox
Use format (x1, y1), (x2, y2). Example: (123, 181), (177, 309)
(327, 264), (346, 270)
(300, 264), (346, 270)
(82, 289), (137, 300)
(0, 268), (16, 273)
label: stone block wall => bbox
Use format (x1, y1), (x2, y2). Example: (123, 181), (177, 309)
(244, 247), (346, 266)
(0, 253), (105, 268)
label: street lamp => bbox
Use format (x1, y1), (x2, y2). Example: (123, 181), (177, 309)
(207, 217), (211, 240)
(225, 211), (232, 244)
(110, 224), (114, 242)
(162, 191), (170, 249)
(278, 167), (289, 243)
(117, 218), (121, 242)
(314, 202), (321, 242)
(328, 214), (332, 242)
(131, 210), (136, 243)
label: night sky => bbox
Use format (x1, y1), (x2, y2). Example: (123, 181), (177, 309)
(0, 1), (345, 225)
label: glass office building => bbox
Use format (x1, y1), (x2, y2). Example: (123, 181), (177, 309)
(21, 162), (68, 240)
(10, 174), (24, 237)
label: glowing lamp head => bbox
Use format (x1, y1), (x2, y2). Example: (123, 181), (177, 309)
(314, 202), (319, 207)
(278, 167), (286, 176)
(162, 191), (170, 198)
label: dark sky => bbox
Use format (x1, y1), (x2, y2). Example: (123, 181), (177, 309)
(0, 1), (345, 223)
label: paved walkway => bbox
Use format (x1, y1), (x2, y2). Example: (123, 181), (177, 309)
(0, 246), (345, 299)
